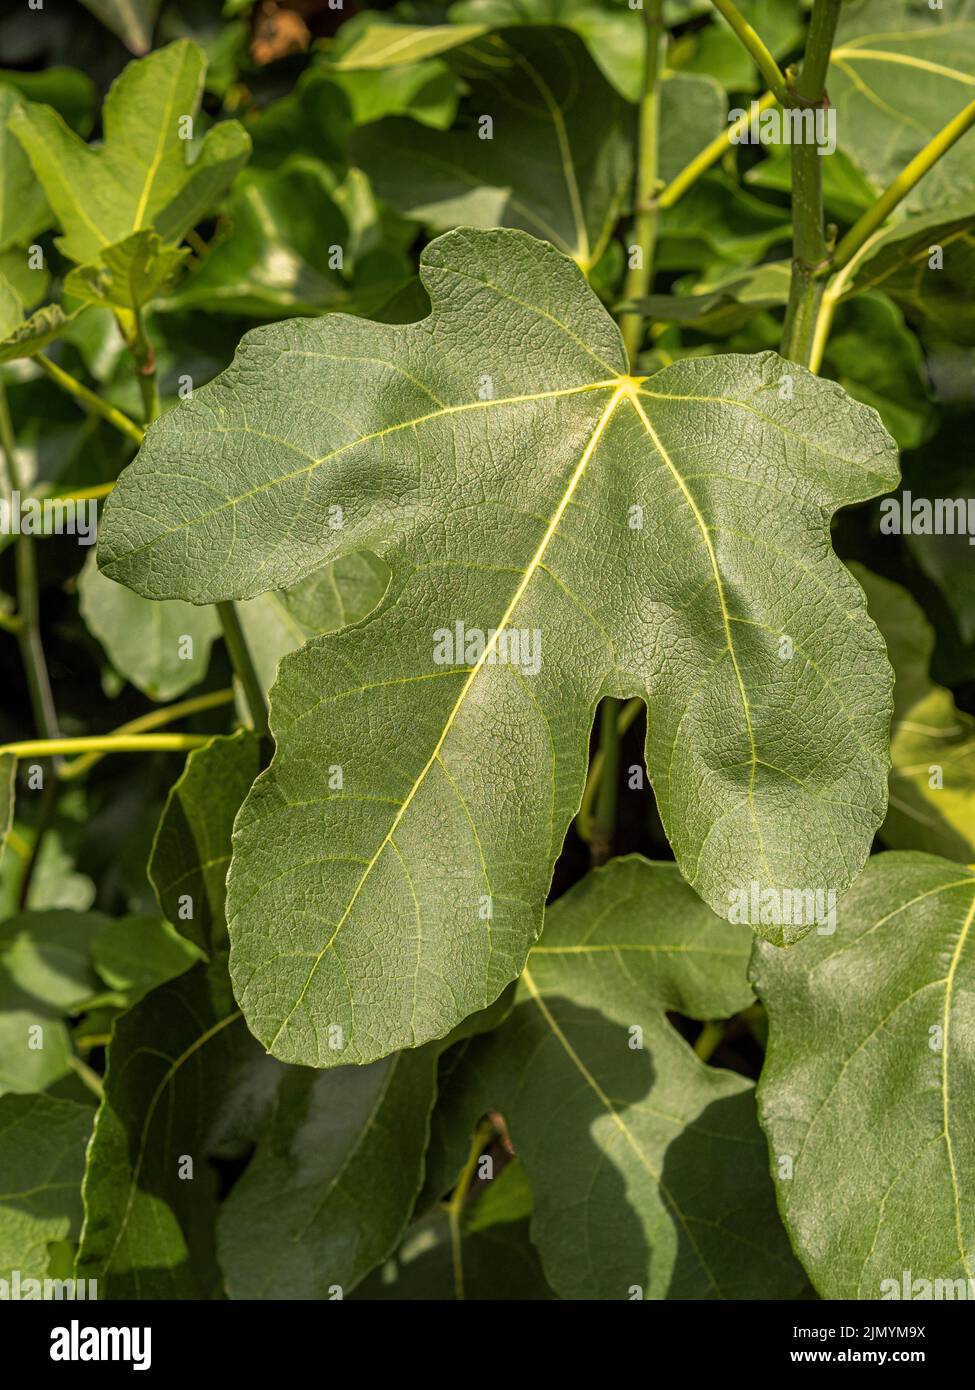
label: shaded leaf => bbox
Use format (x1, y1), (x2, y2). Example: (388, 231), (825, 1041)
(217, 1045), (439, 1299)
(0, 909), (109, 1011)
(235, 552), (389, 696)
(76, 960), (262, 1297)
(351, 28), (635, 273)
(838, 204), (975, 346)
(148, 730), (263, 954)
(753, 852), (975, 1299)
(162, 162), (411, 320)
(855, 566), (975, 861)
(0, 87), (50, 252)
(0, 754), (14, 870)
(91, 914), (201, 998)
(0, 1093), (91, 1281)
(434, 857), (805, 1299)
(0, 274), (71, 365)
(358, 1159), (554, 1300)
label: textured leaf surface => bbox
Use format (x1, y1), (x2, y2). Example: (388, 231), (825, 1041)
(149, 730), (263, 953)
(855, 566), (975, 861)
(753, 852), (975, 1300)
(0, 1094), (91, 1280)
(8, 41), (250, 265)
(431, 857), (804, 1299)
(79, 550), (219, 701)
(830, 0), (975, 209)
(76, 961), (261, 1297)
(99, 226), (898, 1065)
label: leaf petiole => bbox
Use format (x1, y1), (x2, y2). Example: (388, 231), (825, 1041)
(35, 354), (145, 445)
(708, 0), (791, 105)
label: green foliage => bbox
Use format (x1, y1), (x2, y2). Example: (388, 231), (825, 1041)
(0, 0), (973, 1310)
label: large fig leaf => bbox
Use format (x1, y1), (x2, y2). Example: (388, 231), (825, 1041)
(753, 852), (975, 1300)
(99, 226), (898, 1066)
(7, 40), (250, 265)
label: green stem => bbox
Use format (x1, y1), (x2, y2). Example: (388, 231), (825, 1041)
(833, 96), (975, 269)
(658, 90), (778, 211)
(779, 0), (842, 365)
(694, 1019), (724, 1062)
(447, 1119), (495, 1301)
(591, 698), (625, 865)
(0, 383), (59, 747)
(35, 355), (144, 445)
(131, 307), (161, 425)
(708, 0), (790, 103)
(0, 734), (211, 759)
(619, 0), (665, 369)
(578, 698), (643, 843)
(216, 601), (270, 738)
(59, 687), (234, 780)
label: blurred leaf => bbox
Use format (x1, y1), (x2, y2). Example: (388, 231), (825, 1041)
(0, 909), (110, 1011)
(9, 40), (250, 265)
(658, 173), (791, 271)
(217, 1045), (439, 1298)
(162, 161), (411, 319)
(0, 67), (98, 137)
(854, 565), (975, 861)
(333, 20), (489, 70)
(448, 0), (647, 101)
(0, 1094), (91, 1280)
(679, 0), (802, 93)
(78, 551), (220, 701)
(744, 146), (876, 224)
(236, 552), (389, 695)
(838, 203), (975, 346)
(830, 0), (975, 210)
(351, 27), (634, 272)
(0, 275), (72, 365)
(825, 294), (936, 451)
(91, 913), (201, 997)
(627, 260), (790, 335)
(80, 0), (161, 56)
(0, 87), (51, 252)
